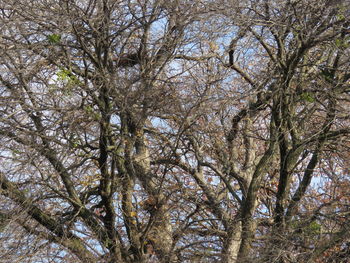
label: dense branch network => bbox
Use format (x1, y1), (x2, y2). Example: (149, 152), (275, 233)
(0, 0), (349, 263)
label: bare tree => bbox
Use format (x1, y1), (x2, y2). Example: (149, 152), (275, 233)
(0, 0), (349, 263)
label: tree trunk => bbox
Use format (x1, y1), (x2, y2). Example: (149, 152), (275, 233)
(222, 222), (242, 263)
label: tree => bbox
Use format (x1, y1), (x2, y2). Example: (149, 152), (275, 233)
(0, 0), (349, 262)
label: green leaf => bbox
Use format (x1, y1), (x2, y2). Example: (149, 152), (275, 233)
(336, 13), (345, 21)
(47, 34), (61, 44)
(84, 105), (93, 113)
(335, 38), (342, 47)
(57, 68), (71, 80)
(336, 6), (346, 21)
(56, 68), (82, 89)
(308, 221), (321, 234)
(300, 92), (315, 103)
(335, 38), (349, 49)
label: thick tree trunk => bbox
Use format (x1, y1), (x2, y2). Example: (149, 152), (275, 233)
(151, 207), (176, 263)
(222, 222), (242, 263)
(133, 130), (175, 262)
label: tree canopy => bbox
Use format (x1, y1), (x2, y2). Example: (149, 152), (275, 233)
(0, 0), (349, 262)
